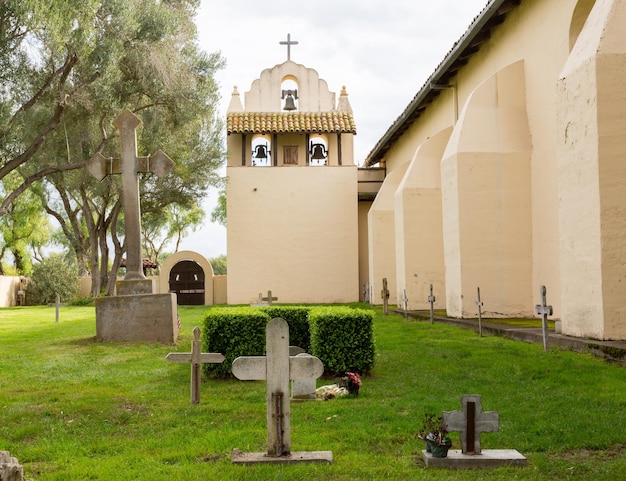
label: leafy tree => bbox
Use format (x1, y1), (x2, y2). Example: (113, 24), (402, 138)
(27, 254), (80, 305)
(211, 187), (227, 227)
(209, 254), (227, 275)
(0, 0), (225, 295)
(0, 172), (50, 275)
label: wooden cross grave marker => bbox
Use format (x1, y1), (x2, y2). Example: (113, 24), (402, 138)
(166, 327), (224, 404)
(86, 109), (174, 281)
(476, 287), (484, 337)
(231, 318), (332, 464)
(428, 283), (436, 323)
(443, 394), (499, 455)
(535, 285), (553, 352)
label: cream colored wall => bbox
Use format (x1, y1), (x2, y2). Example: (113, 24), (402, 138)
(358, 201), (372, 301)
(557, 0), (626, 339)
(244, 61), (335, 112)
(395, 128), (451, 311)
(213, 275), (227, 304)
(227, 166), (359, 304)
(374, 0), (584, 324)
(0, 276), (23, 307)
(368, 163), (409, 305)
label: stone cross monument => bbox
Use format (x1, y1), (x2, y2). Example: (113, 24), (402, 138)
(88, 109), (178, 343)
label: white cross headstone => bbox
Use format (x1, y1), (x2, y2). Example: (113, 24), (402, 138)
(231, 318), (332, 464)
(442, 394), (499, 455)
(291, 353), (318, 400)
(166, 327), (224, 404)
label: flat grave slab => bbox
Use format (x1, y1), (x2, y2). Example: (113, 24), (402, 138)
(422, 449), (527, 468)
(231, 450), (333, 465)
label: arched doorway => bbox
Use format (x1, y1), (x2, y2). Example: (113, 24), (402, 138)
(169, 260), (205, 305)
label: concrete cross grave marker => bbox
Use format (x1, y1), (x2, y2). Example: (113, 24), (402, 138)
(86, 109), (174, 283)
(231, 318), (332, 464)
(166, 327), (224, 404)
(428, 283), (436, 323)
(535, 285), (553, 352)
(476, 287), (484, 337)
(443, 394), (499, 455)
(381, 278), (390, 315)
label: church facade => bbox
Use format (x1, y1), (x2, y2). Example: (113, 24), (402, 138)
(225, 52), (361, 304)
(365, 0), (626, 340)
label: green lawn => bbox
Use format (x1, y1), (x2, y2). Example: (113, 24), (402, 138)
(1, 304), (625, 480)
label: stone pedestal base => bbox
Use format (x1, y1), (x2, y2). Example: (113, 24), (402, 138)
(116, 278), (155, 296)
(422, 449), (526, 468)
(231, 450), (333, 465)
(96, 292), (179, 343)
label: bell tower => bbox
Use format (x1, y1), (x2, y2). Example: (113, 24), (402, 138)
(225, 34), (359, 304)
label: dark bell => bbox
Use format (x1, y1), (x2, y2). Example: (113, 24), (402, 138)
(254, 145), (268, 159)
(310, 143), (327, 160)
(283, 93), (297, 111)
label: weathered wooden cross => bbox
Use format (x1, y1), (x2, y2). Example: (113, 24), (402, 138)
(443, 394), (499, 455)
(428, 283), (436, 323)
(166, 327), (224, 404)
(381, 278), (390, 315)
(476, 287), (484, 337)
(86, 109), (174, 281)
(231, 318), (330, 462)
(535, 285), (553, 352)
(262, 290), (278, 306)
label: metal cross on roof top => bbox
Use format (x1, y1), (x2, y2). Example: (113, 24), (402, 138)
(279, 33), (298, 61)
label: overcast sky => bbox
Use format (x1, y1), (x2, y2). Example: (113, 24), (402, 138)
(177, 0), (488, 258)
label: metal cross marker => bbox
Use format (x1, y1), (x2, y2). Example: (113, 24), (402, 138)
(476, 287), (484, 337)
(232, 318), (324, 457)
(279, 33), (299, 61)
(428, 284), (436, 323)
(535, 285), (553, 352)
(443, 394), (499, 455)
(381, 278), (390, 316)
(262, 290), (278, 305)
(166, 327), (224, 404)
(86, 109), (174, 281)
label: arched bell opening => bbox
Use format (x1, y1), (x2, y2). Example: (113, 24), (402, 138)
(251, 134), (272, 167)
(281, 76), (299, 112)
(169, 260), (205, 305)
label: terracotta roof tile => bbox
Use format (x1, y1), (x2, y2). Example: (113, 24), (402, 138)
(227, 112), (357, 135)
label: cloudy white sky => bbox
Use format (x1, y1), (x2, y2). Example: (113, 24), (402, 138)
(177, 0), (489, 258)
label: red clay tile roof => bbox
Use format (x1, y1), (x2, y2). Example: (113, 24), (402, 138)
(227, 112), (357, 135)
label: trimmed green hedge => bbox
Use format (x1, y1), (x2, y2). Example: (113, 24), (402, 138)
(309, 306), (375, 375)
(202, 307), (269, 378)
(260, 306), (311, 352)
(202, 305), (376, 377)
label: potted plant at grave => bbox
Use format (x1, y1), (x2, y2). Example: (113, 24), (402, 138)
(339, 372), (362, 395)
(418, 414), (452, 458)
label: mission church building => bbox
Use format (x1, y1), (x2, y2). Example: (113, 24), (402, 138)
(225, 0), (626, 341)
(365, 0), (626, 341)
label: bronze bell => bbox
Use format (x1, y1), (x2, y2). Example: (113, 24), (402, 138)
(254, 144), (268, 159)
(310, 143), (327, 160)
(283, 93), (297, 111)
